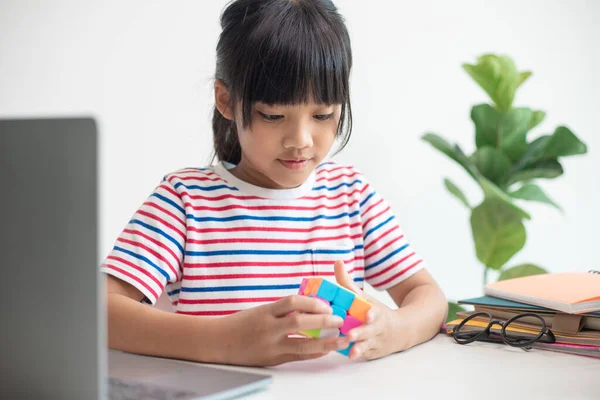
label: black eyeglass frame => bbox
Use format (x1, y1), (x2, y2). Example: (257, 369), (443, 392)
(452, 311), (556, 350)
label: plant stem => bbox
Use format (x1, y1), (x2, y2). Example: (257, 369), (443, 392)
(483, 267), (489, 286)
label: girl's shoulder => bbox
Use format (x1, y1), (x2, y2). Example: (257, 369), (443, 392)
(159, 165), (223, 186)
(315, 160), (367, 183)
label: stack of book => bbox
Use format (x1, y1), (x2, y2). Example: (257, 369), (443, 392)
(445, 271), (600, 358)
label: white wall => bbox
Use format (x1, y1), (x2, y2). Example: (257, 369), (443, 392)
(2, 0), (598, 306)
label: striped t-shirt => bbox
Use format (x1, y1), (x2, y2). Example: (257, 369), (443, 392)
(101, 161), (425, 316)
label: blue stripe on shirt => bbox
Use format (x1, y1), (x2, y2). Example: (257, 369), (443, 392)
(365, 243), (409, 270)
(180, 279), (364, 293)
(151, 193), (185, 215)
(312, 180), (362, 191)
(129, 219), (184, 253)
(113, 245), (170, 280)
(174, 182), (238, 191)
(359, 191), (375, 208)
(185, 210), (360, 223)
(363, 215), (395, 240)
(185, 245), (363, 257)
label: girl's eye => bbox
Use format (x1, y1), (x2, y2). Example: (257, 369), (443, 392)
(258, 112), (283, 122)
(314, 113), (334, 121)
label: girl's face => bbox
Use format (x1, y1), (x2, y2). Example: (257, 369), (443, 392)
(216, 80), (341, 190)
(233, 101), (341, 189)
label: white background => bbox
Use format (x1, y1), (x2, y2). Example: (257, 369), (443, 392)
(1, 0), (598, 306)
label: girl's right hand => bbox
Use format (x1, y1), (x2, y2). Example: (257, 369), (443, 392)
(215, 295), (349, 366)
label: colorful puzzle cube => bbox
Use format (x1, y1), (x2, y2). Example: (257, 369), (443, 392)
(297, 277), (372, 357)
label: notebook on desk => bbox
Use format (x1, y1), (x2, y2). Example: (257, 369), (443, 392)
(483, 271), (600, 314)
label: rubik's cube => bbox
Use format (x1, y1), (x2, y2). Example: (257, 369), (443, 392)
(297, 277), (372, 356)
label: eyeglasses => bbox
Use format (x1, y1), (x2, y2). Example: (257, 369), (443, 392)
(452, 311), (556, 350)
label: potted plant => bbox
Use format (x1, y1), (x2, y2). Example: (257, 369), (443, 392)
(422, 54), (588, 321)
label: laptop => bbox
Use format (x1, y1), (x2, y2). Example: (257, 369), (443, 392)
(0, 117), (272, 399)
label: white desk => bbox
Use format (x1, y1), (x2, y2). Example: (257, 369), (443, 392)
(207, 334), (598, 400)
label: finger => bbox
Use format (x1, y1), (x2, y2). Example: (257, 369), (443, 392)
(270, 294), (331, 317)
(349, 338), (376, 360)
(284, 336), (350, 355)
(345, 320), (378, 342)
(333, 260), (379, 305)
(334, 260), (363, 295)
(282, 311), (344, 333)
(276, 352), (328, 365)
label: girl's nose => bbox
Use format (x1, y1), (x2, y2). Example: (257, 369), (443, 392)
(283, 125), (313, 150)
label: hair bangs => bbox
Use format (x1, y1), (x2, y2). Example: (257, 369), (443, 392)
(236, 1), (352, 128)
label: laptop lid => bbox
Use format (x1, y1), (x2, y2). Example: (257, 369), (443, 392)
(1, 117), (272, 400)
(0, 117), (104, 399)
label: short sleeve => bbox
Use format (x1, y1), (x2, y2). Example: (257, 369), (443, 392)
(100, 178), (186, 304)
(358, 171), (425, 291)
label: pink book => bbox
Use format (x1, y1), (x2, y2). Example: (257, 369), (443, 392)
(484, 271), (600, 314)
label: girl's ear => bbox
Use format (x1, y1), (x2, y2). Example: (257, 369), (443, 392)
(214, 80), (235, 121)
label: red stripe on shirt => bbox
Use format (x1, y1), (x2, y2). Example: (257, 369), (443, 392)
(364, 234), (404, 260)
(316, 165), (352, 175)
(116, 237), (179, 279)
(187, 233), (361, 245)
(143, 201), (186, 228)
(136, 209), (186, 240)
(362, 205), (391, 230)
(364, 225), (399, 251)
(177, 310), (239, 316)
(183, 267), (364, 280)
(185, 256), (365, 269)
(367, 252), (416, 280)
(183, 199), (359, 212)
(187, 222), (361, 234)
(371, 260), (423, 288)
(123, 229), (181, 268)
(104, 263), (159, 300)
(178, 297), (282, 304)
(315, 172), (361, 182)
(362, 198), (384, 217)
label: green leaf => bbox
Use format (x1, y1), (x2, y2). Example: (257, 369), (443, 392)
(498, 264), (548, 281)
(529, 110), (546, 130)
(542, 126), (587, 158)
(447, 301), (467, 323)
(444, 178), (471, 208)
(501, 107), (533, 161)
(494, 56), (520, 112)
(422, 133), (476, 180)
(452, 146), (531, 219)
(509, 183), (562, 211)
(518, 71), (532, 88)
(470, 105), (533, 161)
(507, 159), (564, 186)
(463, 54), (528, 112)
(462, 55), (501, 106)
(422, 138), (531, 219)
(471, 104), (501, 149)
(471, 146), (511, 185)
(470, 199), (527, 270)
(512, 135), (551, 170)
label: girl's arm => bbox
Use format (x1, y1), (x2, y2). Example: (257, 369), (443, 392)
(106, 275), (224, 363)
(106, 275), (348, 366)
(386, 269), (448, 351)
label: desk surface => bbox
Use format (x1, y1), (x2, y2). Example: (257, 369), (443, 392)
(205, 334), (598, 400)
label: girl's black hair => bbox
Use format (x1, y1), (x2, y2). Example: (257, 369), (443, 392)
(212, 0), (353, 164)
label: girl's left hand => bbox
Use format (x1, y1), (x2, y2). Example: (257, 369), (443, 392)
(334, 260), (404, 360)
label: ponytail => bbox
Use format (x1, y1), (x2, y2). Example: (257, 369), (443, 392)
(212, 106), (241, 165)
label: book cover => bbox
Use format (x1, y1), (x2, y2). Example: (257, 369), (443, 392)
(483, 271), (600, 314)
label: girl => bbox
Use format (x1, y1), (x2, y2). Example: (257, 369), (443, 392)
(103, 0), (447, 367)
